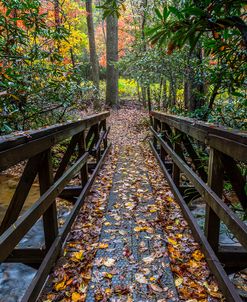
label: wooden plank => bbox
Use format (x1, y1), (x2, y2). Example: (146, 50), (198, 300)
(218, 245), (247, 274)
(208, 135), (247, 162)
(59, 186), (82, 201)
(21, 144), (111, 302)
(151, 127), (247, 251)
(38, 149), (58, 250)
(0, 154), (42, 235)
(151, 111), (247, 161)
(5, 248), (45, 264)
(0, 112), (110, 152)
(204, 148), (223, 252)
(0, 112), (110, 170)
(0, 152), (89, 262)
(150, 141), (242, 302)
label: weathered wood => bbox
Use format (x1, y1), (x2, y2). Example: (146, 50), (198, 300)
(0, 112), (110, 171)
(5, 248), (45, 265)
(204, 148), (223, 252)
(151, 126), (247, 251)
(150, 141), (242, 302)
(150, 111), (247, 161)
(218, 245), (247, 274)
(39, 149), (58, 250)
(59, 186), (82, 201)
(0, 154), (41, 235)
(0, 152), (89, 262)
(21, 143), (111, 302)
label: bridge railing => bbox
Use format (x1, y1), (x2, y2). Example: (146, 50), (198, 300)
(0, 111), (110, 302)
(150, 111), (247, 302)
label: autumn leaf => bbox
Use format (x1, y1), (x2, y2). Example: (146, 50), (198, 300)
(135, 273), (148, 284)
(71, 292), (81, 301)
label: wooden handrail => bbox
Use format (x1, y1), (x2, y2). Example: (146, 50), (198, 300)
(151, 111), (247, 161)
(0, 111), (110, 170)
(0, 111), (111, 302)
(150, 111), (247, 302)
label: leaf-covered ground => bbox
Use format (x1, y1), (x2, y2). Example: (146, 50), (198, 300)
(41, 108), (223, 302)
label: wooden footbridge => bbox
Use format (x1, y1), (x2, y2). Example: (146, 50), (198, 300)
(0, 111), (246, 302)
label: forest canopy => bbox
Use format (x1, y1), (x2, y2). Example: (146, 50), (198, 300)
(0, 0), (246, 134)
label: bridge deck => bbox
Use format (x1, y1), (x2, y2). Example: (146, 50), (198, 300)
(39, 109), (224, 302)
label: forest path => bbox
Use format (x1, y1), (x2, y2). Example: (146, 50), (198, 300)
(41, 108), (222, 302)
(85, 145), (178, 302)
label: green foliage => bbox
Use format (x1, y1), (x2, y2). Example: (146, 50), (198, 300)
(0, 0), (94, 134)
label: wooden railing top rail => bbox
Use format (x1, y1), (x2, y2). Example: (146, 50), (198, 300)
(151, 111), (247, 161)
(0, 111), (110, 170)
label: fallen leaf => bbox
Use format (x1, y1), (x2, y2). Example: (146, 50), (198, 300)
(135, 273), (148, 284)
(175, 277), (183, 287)
(150, 284), (163, 292)
(143, 255), (155, 264)
(72, 292), (81, 301)
(98, 243), (109, 249)
(103, 258), (116, 267)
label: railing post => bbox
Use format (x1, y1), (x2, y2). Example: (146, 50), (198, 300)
(78, 131), (88, 187)
(204, 148), (223, 252)
(39, 149), (58, 250)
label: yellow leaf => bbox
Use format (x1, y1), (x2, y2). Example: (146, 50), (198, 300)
(192, 250), (204, 261)
(104, 222), (111, 226)
(175, 277), (183, 287)
(98, 243), (108, 249)
(168, 237), (177, 245)
(72, 250), (84, 261)
(54, 280), (65, 291)
(105, 288), (112, 295)
(72, 292), (81, 301)
(103, 272), (113, 279)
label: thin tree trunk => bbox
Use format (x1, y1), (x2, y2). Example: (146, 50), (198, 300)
(163, 80), (167, 110)
(86, 0), (100, 92)
(106, 14), (118, 107)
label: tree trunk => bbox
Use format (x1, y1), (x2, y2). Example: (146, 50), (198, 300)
(86, 0), (100, 92)
(106, 14), (118, 107)
(163, 80), (167, 110)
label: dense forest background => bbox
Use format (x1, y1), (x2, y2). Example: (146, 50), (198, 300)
(0, 0), (246, 134)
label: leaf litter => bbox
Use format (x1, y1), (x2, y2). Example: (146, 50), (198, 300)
(40, 108), (224, 302)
